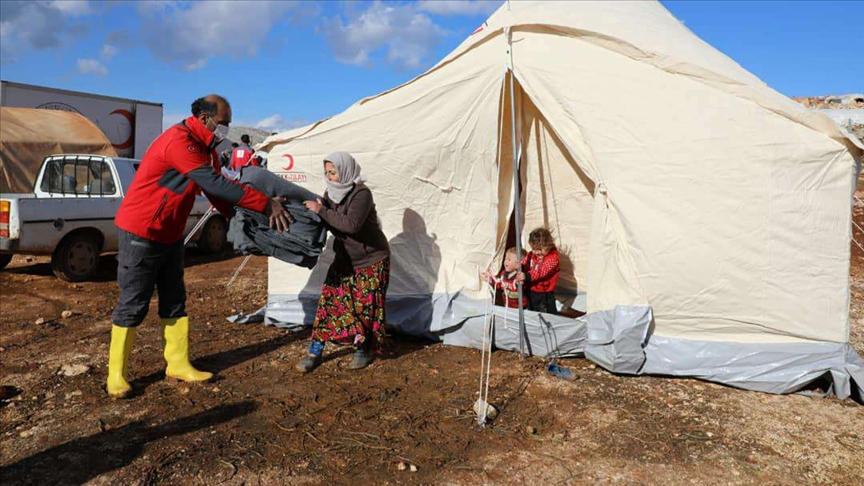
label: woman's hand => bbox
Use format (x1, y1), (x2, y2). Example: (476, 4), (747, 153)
(480, 270), (491, 282)
(304, 198), (324, 214)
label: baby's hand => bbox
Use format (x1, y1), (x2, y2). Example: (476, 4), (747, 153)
(480, 270), (490, 281)
(515, 272), (526, 283)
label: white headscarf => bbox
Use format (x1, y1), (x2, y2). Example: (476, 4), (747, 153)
(324, 151), (364, 204)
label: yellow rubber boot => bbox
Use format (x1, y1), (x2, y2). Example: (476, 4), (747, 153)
(107, 325), (136, 398)
(162, 317), (213, 383)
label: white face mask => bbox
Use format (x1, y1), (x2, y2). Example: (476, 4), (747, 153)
(214, 123), (230, 140)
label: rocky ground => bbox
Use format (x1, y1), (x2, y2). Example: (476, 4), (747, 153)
(1, 244), (862, 485)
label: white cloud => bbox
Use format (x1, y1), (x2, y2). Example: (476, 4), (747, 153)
(0, 1), (83, 64)
(416, 0), (502, 16)
(139, 1), (296, 71)
(51, 0), (92, 17)
(255, 114), (309, 132)
(324, 2), (446, 69)
(77, 58), (107, 76)
(100, 44), (117, 62)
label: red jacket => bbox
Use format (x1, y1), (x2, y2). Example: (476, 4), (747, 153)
(230, 145), (257, 170)
(116, 116), (269, 244)
(491, 270), (528, 309)
(522, 247), (560, 293)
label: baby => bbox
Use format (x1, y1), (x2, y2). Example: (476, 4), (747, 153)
(481, 247), (528, 309)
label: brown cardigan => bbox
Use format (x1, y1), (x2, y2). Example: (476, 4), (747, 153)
(320, 183), (390, 271)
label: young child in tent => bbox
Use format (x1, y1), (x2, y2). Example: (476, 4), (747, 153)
(481, 247), (529, 309)
(519, 228), (561, 314)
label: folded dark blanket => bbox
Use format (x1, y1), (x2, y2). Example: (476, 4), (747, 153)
(227, 166), (328, 268)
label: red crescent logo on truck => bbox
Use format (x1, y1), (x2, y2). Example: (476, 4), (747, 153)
(110, 109), (135, 150)
(282, 154), (294, 171)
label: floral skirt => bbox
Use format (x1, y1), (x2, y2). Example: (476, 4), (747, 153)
(311, 258), (390, 353)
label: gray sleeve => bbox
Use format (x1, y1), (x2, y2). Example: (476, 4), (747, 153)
(186, 166), (246, 205)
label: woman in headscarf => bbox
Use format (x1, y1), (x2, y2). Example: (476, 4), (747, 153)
(298, 152), (391, 372)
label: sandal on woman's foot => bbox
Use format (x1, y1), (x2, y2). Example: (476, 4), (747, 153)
(348, 349), (374, 370)
(295, 354), (322, 373)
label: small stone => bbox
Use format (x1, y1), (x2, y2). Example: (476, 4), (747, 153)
(409, 464), (418, 473)
(212, 387), (221, 393)
(526, 425), (538, 435)
(588, 364), (596, 369)
(61, 310), (74, 319)
(179, 387), (190, 395)
(396, 462), (407, 471)
(64, 390), (82, 400)
(35, 317), (45, 325)
(706, 432), (714, 438)
(19, 428), (37, 438)
(58, 364), (89, 377)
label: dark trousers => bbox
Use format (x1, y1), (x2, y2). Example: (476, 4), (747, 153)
(112, 229), (186, 327)
(529, 291), (558, 315)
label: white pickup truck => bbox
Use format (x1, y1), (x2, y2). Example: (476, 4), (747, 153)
(0, 154), (228, 281)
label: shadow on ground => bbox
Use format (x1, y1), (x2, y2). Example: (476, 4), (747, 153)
(0, 401), (256, 486)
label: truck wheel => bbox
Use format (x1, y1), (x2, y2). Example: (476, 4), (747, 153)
(198, 216), (228, 254)
(51, 233), (101, 282)
(0, 254), (12, 270)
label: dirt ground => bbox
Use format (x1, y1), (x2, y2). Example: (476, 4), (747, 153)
(2, 228), (863, 485)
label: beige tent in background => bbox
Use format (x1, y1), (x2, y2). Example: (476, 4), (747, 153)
(260, 1), (863, 400)
(0, 107), (117, 193)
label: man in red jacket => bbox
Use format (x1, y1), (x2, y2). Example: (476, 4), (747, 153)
(230, 134), (258, 170)
(106, 94), (291, 398)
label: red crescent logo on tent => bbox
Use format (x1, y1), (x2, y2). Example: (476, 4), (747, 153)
(110, 109), (135, 150)
(282, 154), (294, 171)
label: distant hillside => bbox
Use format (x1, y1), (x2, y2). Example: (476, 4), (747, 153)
(227, 126), (272, 146)
(793, 94), (864, 142)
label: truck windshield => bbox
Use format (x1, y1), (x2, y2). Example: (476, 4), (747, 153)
(41, 157), (117, 196)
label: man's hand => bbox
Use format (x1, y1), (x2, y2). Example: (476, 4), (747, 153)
(304, 198), (324, 215)
(265, 197), (292, 232)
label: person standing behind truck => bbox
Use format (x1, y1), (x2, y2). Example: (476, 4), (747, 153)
(230, 134), (257, 170)
(106, 95), (292, 399)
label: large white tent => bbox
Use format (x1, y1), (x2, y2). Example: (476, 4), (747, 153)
(259, 1), (863, 400)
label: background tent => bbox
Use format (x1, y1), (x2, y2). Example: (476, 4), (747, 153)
(0, 107), (117, 193)
(260, 1), (863, 400)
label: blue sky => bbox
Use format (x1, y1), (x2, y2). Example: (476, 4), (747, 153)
(1, 1), (862, 132)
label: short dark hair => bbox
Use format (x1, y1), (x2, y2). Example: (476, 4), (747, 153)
(191, 97), (218, 117)
(241, 134), (251, 144)
(528, 228), (555, 251)
(231, 142), (239, 148)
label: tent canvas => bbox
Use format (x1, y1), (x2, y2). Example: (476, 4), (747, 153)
(259, 1), (863, 401)
(0, 107), (118, 194)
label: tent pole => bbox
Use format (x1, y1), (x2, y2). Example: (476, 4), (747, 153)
(508, 67), (526, 359)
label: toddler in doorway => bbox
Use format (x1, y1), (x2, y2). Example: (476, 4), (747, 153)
(481, 247), (529, 309)
(519, 228), (561, 314)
